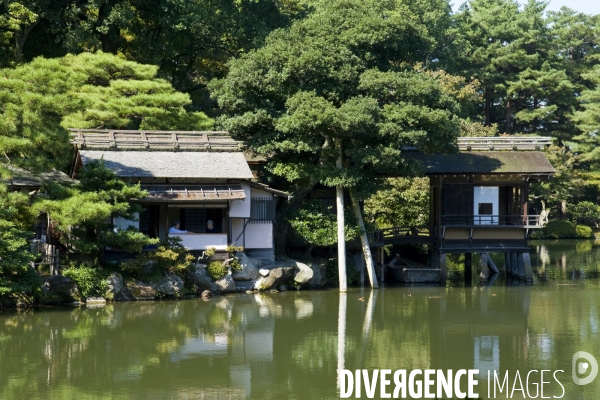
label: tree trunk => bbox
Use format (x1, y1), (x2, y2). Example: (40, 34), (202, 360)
(560, 200), (567, 220)
(505, 99), (512, 134)
(336, 139), (347, 292)
(273, 178), (319, 257)
(350, 190), (378, 289)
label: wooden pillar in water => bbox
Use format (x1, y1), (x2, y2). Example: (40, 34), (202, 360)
(522, 253), (533, 285)
(517, 253), (526, 280)
(505, 252), (512, 277)
(479, 253), (491, 284)
(511, 253), (518, 278)
(465, 253), (472, 286)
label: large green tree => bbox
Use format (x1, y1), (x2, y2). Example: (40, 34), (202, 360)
(210, 0), (460, 258)
(0, 51), (212, 178)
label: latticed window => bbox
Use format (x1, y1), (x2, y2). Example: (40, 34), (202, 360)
(251, 197), (275, 223)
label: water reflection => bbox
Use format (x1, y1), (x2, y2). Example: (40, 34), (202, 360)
(1, 241), (600, 398)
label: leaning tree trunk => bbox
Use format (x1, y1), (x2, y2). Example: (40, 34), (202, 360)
(350, 190), (378, 289)
(336, 139), (347, 292)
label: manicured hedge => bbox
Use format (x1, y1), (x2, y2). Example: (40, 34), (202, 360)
(575, 225), (594, 239)
(543, 220), (576, 239)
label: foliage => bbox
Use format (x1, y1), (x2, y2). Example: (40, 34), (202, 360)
(325, 257), (360, 286)
(364, 177), (429, 229)
(62, 263), (108, 300)
(34, 160), (157, 260)
(120, 237), (194, 281)
(287, 200), (360, 246)
(0, 184), (40, 303)
(568, 201), (600, 227)
(226, 245), (244, 254)
(575, 225), (594, 239)
(543, 220), (577, 239)
(229, 258), (242, 273)
(207, 260), (228, 281)
(204, 247), (216, 257)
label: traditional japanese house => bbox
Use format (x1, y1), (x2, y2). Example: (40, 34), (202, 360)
(69, 129), (287, 257)
(384, 136), (555, 284)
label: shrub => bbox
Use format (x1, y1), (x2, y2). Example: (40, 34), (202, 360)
(229, 258), (242, 272)
(207, 260), (228, 280)
(326, 257), (360, 286)
(226, 245), (243, 254)
(543, 220), (576, 239)
(575, 225), (594, 238)
(62, 264), (107, 300)
(120, 237), (194, 281)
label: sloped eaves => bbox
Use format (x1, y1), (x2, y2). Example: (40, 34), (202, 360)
(404, 151), (555, 175)
(79, 151), (254, 179)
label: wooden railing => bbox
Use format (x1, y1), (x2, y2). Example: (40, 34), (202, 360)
(69, 129), (243, 150)
(370, 226), (431, 244)
(457, 136), (552, 151)
(441, 215), (542, 228)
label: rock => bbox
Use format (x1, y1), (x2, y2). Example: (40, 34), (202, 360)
(255, 266), (295, 291)
(308, 263), (327, 288)
(152, 274), (184, 296)
(105, 272), (124, 301)
(187, 267), (213, 294)
(279, 285), (288, 291)
(86, 297), (106, 305)
(41, 275), (79, 304)
(246, 290), (254, 294)
(294, 261), (314, 284)
(125, 280), (157, 300)
(259, 268), (270, 277)
(232, 252), (260, 281)
(201, 290), (213, 299)
(214, 274), (236, 293)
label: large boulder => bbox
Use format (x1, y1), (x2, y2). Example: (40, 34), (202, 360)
(125, 280), (157, 300)
(41, 275), (79, 304)
(152, 274), (184, 296)
(255, 266), (295, 291)
(294, 261), (314, 284)
(308, 263), (327, 288)
(187, 266), (213, 293)
(104, 272), (134, 301)
(213, 274), (236, 293)
(232, 252), (260, 281)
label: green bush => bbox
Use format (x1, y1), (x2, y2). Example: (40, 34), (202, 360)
(543, 220), (576, 239)
(326, 257), (360, 286)
(120, 237), (194, 280)
(230, 258), (242, 272)
(207, 260), (228, 280)
(575, 225), (594, 238)
(62, 264), (107, 300)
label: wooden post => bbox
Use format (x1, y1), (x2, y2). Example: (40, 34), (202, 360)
(517, 253), (526, 281)
(505, 253), (512, 277)
(350, 191), (378, 289)
(337, 292), (347, 389)
(511, 253), (518, 278)
(479, 253), (490, 284)
(523, 253), (533, 285)
(379, 247), (386, 283)
(336, 139), (347, 292)
(465, 253), (472, 286)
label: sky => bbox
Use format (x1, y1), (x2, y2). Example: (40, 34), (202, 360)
(452, 0), (600, 15)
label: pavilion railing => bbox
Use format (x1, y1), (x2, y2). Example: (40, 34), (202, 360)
(441, 215), (542, 228)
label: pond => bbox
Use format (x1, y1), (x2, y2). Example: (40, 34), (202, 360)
(1, 240), (599, 399)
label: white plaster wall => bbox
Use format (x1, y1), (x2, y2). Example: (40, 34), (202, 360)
(231, 218), (245, 246)
(474, 186), (499, 225)
(168, 234), (227, 250)
(244, 222), (273, 249)
(229, 184), (251, 218)
(113, 213), (139, 230)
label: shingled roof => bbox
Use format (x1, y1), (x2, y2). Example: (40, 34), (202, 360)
(79, 151), (254, 179)
(405, 151), (555, 175)
(5, 166), (75, 189)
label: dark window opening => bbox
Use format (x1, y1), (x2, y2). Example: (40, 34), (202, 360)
(139, 205), (159, 238)
(478, 203), (493, 215)
(181, 208), (226, 233)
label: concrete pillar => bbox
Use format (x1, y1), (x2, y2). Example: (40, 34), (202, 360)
(479, 253), (491, 284)
(522, 253), (533, 285)
(465, 253), (472, 286)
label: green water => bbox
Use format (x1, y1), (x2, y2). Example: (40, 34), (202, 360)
(1, 240), (600, 399)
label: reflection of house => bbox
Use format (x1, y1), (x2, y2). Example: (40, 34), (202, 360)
(69, 129), (287, 255)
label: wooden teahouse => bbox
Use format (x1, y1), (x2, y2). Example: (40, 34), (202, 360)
(383, 137), (555, 284)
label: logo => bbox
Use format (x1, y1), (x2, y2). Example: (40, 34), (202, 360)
(572, 351), (598, 385)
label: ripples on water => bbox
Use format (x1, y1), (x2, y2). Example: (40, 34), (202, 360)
(1, 240), (599, 399)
